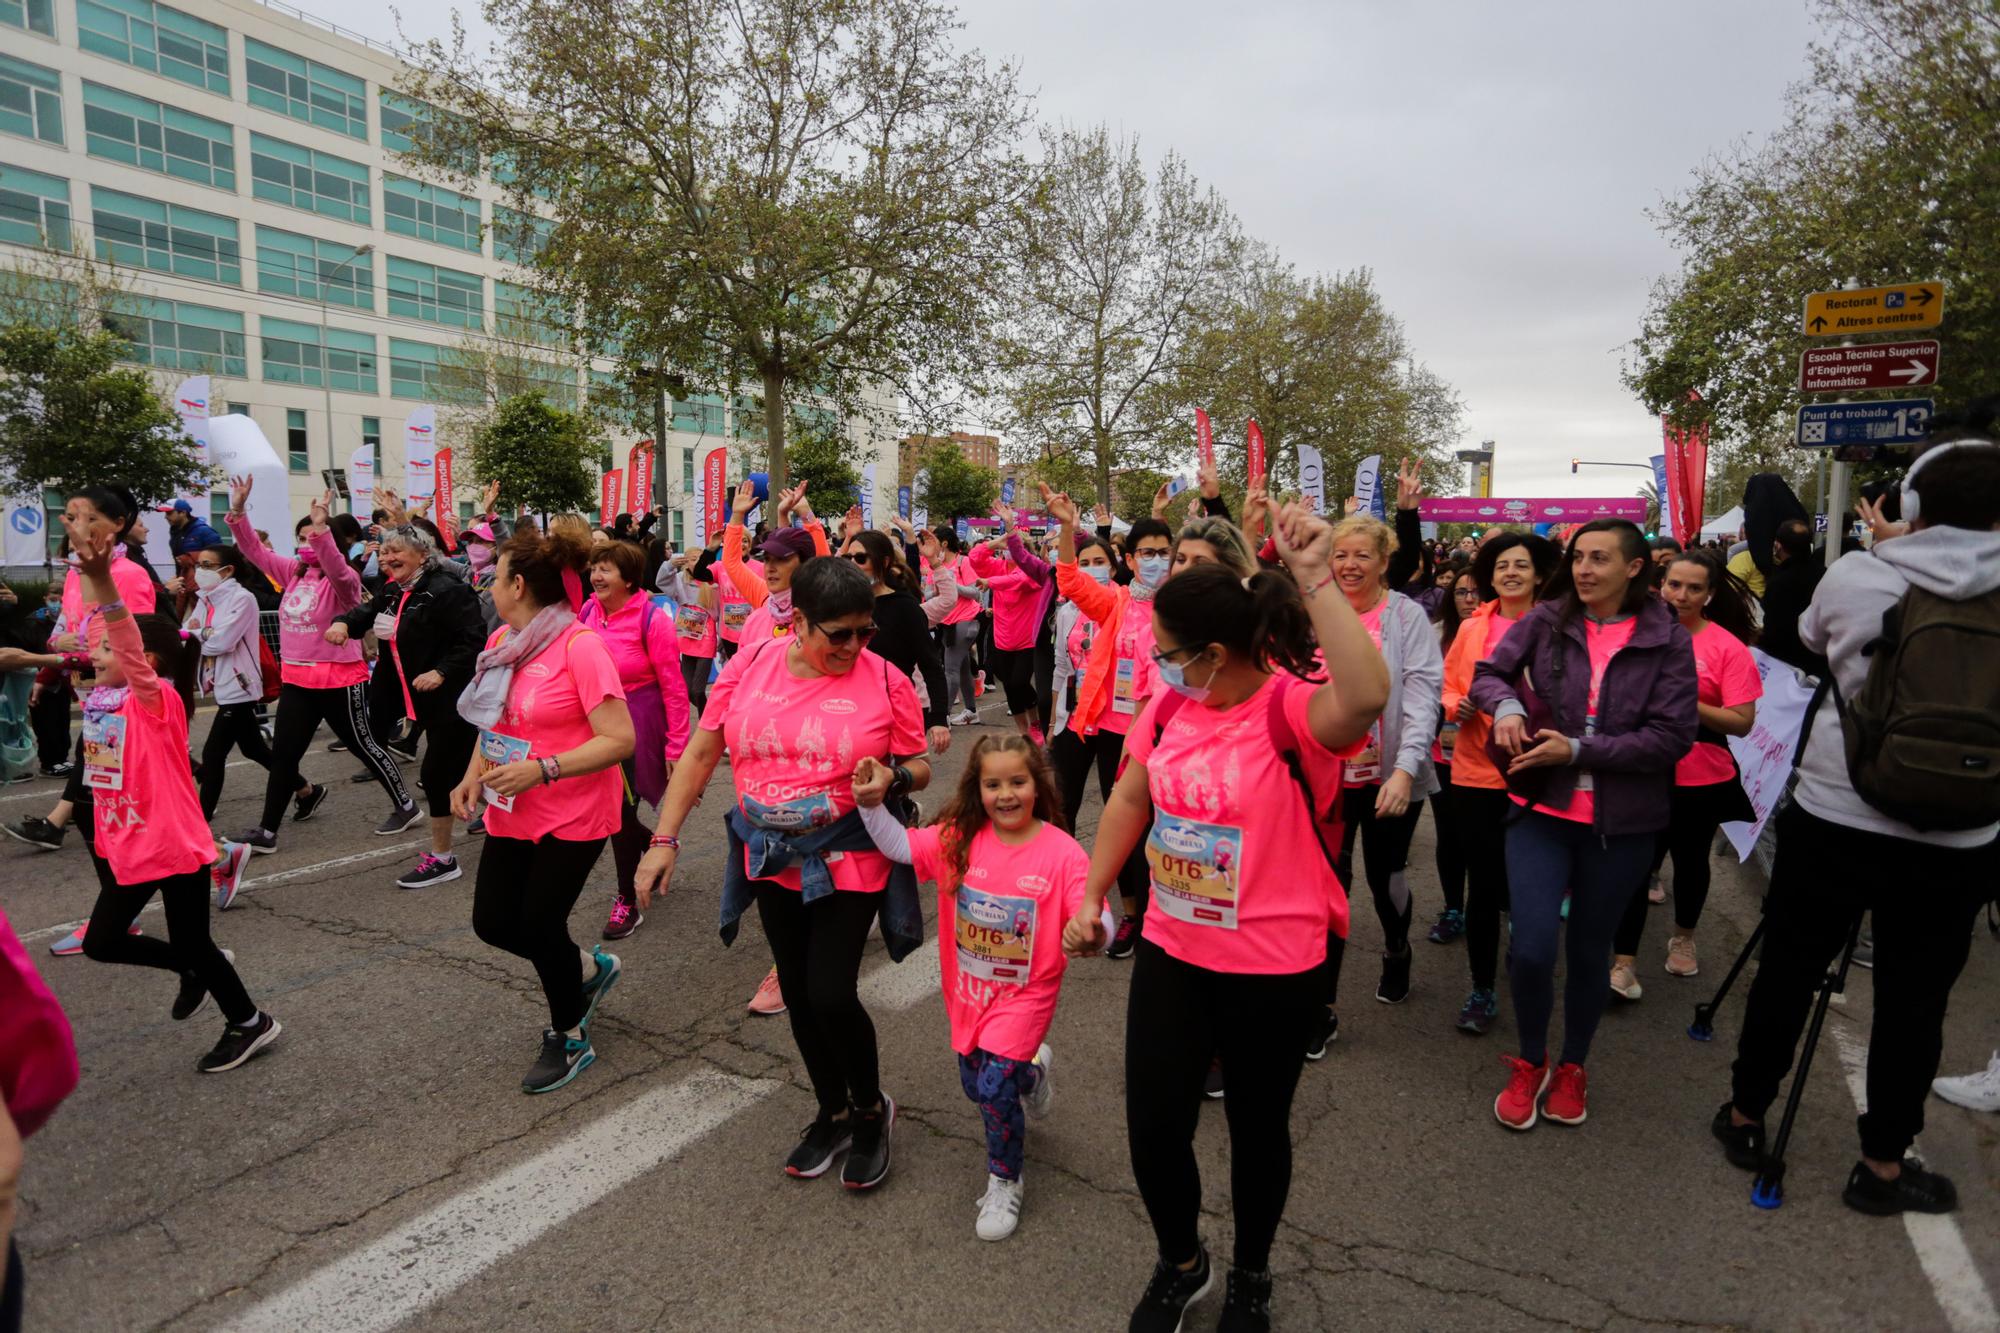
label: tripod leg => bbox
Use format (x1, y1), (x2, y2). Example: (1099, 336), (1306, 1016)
(1691, 917), (1766, 1042)
(1752, 911), (1866, 1209)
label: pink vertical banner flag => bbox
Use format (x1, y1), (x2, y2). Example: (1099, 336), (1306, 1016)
(1246, 419), (1266, 481)
(702, 447), (728, 543)
(600, 469), (623, 522)
(1662, 400), (1708, 548)
(1195, 408), (1214, 469)
(433, 447), (456, 549)
(626, 440), (654, 514)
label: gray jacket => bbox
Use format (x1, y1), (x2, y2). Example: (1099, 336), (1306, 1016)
(1372, 590), (1444, 799)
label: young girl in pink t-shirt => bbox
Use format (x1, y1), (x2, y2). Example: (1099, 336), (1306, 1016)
(852, 734), (1093, 1242)
(62, 515), (281, 1075)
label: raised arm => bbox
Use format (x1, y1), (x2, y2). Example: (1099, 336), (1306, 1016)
(223, 475), (297, 588)
(1273, 500), (1390, 750)
(68, 517), (161, 707)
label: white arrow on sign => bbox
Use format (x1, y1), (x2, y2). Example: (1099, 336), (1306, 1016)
(1889, 359), (1932, 384)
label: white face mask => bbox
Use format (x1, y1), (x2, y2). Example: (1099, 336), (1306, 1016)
(194, 567), (225, 591)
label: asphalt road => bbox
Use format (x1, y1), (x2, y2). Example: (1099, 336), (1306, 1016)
(6, 699), (1998, 1332)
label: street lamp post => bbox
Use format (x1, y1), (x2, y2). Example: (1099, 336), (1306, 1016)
(319, 244), (374, 500)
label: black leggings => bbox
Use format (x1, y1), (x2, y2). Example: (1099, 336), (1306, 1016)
(259, 681), (410, 831)
(986, 644), (1037, 716)
(1323, 784), (1424, 1000)
(607, 761), (653, 904)
(681, 652), (712, 719)
(31, 677), (72, 769)
(82, 859), (256, 1025)
(472, 832), (606, 1031)
(1050, 727), (1148, 917)
(1430, 763), (1466, 914)
(1125, 937), (1317, 1272)
(412, 695), (477, 820)
(200, 701), (280, 818)
(755, 880), (883, 1117)
(1456, 786), (1514, 992)
(1612, 782), (1729, 954)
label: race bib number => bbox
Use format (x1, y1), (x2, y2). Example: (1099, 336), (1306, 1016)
(478, 728), (531, 812)
(81, 712), (128, 791)
(372, 612), (399, 641)
(742, 790), (837, 832)
(721, 601), (751, 631)
(1146, 814), (1241, 930)
(1112, 656), (1138, 715)
(955, 887), (1035, 986)
(1343, 723), (1383, 786)
(675, 604), (711, 639)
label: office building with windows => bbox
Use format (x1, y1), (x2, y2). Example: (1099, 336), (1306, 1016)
(0, 0), (892, 552)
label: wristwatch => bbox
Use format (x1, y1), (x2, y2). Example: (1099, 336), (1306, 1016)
(888, 764), (914, 797)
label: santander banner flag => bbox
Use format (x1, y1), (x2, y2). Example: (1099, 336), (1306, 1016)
(600, 469), (623, 521)
(1195, 408), (1214, 469)
(1297, 445), (1326, 514)
(702, 446), (727, 542)
(1663, 411), (1708, 548)
(626, 440), (654, 515)
(433, 447), (457, 547)
(1246, 419), (1266, 481)
(404, 406), (437, 503)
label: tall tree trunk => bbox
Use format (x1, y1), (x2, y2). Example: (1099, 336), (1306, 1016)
(762, 365), (788, 490)
(1094, 426), (1113, 508)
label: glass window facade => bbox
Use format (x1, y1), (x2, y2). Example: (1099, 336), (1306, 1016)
(249, 134), (370, 224)
(92, 187), (240, 284)
(388, 338), (481, 402)
(1, 0), (56, 37)
(244, 38), (366, 139)
(261, 316), (377, 393)
(287, 407), (308, 472)
(491, 204), (551, 266)
(0, 54), (64, 145)
(104, 295), (245, 375)
(386, 255), (481, 329)
(0, 162), (70, 247)
(495, 279), (565, 345)
(383, 173), (478, 252)
(82, 83), (234, 190)
(378, 91), (473, 171)
(254, 226), (371, 309)
(672, 394), (725, 436)
(76, 0), (229, 94)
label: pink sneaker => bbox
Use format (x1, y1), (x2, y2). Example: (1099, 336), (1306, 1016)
(212, 842), (251, 910)
(747, 965), (787, 1016)
(48, 921), (144, 957)
(602, 894), (643, 941)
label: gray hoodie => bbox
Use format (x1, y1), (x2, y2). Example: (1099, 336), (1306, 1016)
(1795, 525), (2000, 847)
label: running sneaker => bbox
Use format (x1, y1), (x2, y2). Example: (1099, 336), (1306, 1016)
(292, 783), (331, 823)
(602, 893), (643, 941)
(747, 965), (787, 1015)
(4, 816), (66, 851)
(41, 761), (76, 779)
(784, 1110), (854, 1179)
(1426, 909), (1465, 945)
(466, 813), (486, 837)
(395, 853), (461, 890)
(1105, 914), (1139, 960)
(1218, 1266), (1274, 1333)
(1646, 873), (1667, 904)
(327, 739), (349, 752)
(1305, 1009), (1339, 1061)
(48, 921), (144, 956)
(521, 1028), (595, 1093)
(234, 827), (278, 856)
(1203, 1059), (1224, 1100)
(171, 948), (236, 1021)
(374, 803), (423, 836)
(1376, 947), (1412, 1004)
(975, 1174), (1024, 1242)
(1933, 1051), (2000, 1113)
(948, 709), (977, 726)
(198, 1012), (281, 1073)
(1023, 1044), (1054, 1121)
(212, 842), (251, 909)
(1608, 962), (1643, 1001)
(1664, 933), (1699, 977)
(1494, 1054), (1550, 1130)
(842, 1094), (895, 1189)
(1842, 1158), (1958, 1216)
(1710, 1102), (1766, 1170)
(1456, 988), (1499, 1035)
(1542, 1062), (1588, 1125)
(1129, 1247), (1214, 1333)
(580, 947), (621, 1031)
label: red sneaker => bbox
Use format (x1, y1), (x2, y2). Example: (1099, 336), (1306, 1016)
(1543, 1062), (1588, 1125)
(1494, 1054), (1550, 1130)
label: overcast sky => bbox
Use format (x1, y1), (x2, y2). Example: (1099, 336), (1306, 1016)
(362, 0), (1819, 498)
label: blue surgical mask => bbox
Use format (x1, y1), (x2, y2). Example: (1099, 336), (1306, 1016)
(1155, 651), (1211, 702)
(1083, 563), (1113, 585)
(1135, 554), (1170, 589)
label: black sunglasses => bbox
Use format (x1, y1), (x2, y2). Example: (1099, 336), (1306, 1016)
(811, 621), (878, 647)
(845, 551), (871, 564)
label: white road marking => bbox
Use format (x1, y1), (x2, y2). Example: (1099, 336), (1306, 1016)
(861, 938), (942, 1011)
(1830, 1025), (2000, 1332)
(213, 1071), (779, 1333)
(17, 840), (429, 943)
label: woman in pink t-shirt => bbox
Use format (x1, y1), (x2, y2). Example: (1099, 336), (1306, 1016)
(60, 516), (281, 1075)
(1061, 502), (1389, 1331)
(1610, 549), (1761, 991)
(852, 733), (1089, 1242)
(449, 530), (635, 1095)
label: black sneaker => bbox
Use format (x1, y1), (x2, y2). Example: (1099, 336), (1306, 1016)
(1105, 915), (1139, 960)
(293, 784), (331, 823)
(1376, 947), (1412, 1004)
(1217, 1266), (1273, 1333)
(41, 761), (76, 778)
(234, 827), (279, 855)
(1842, 1157), (1957, 1216)
(784, 1109), (855, 1179)
(375, 803), (423, 836)
(466, 813), (486, 837)
(521, 1028), (595, 1093)
(4, 816), (66, 851)
(1305, 1008), (1339, 1062)
(842, 1094), (895, 1189)
(350, 768), (377, 784)
(1129, 1247), (1214, 1333)
(1710, 1103), (1765, 1172)
(171, 949), (236, 1021)
(395, 853), (462, 889)
(198, 1012), (281, 1072)
(1203, 1058), (1225, 1100)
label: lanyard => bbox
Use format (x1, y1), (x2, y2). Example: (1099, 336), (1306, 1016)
(387, 584), (418, 720)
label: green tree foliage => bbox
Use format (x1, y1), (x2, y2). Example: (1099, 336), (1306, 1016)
(1111, 467), (1171, 525)
(401, 0), (1028, 489)
(1626, 0), (1998, 454)
(467, 392), (600, 516)
(915, 441), (997, 524)
(784, 420), (863, 504)
(0, 323), (204, 503)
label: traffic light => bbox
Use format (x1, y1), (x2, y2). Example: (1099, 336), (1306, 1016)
(1570, 458), (1580, 474)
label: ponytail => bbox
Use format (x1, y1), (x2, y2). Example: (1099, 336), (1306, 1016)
(1152, 563), (1320, 680)
(498, 528), (591, 608)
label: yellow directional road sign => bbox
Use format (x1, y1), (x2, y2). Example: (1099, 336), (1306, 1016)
(1803, 282), (1943, 336)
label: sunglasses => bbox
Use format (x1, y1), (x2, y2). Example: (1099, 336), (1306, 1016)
(845, 551), (871, 564)
(811, 621), (878, 647)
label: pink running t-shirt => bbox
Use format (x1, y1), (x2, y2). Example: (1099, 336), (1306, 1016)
(1126, 676), (1359, 975)
(1342, 596), (1389, 787)
(1524, 616), (1638, 825)
(59, 552), (158, 650)
(88, 614), (216, 883)
(907, 820), (1088, 1059)
(1679, 621), (1761, 787)
(704, 640), (925, 892)
(1099, 594), (1157, 737)
(479, 625), (627, 842)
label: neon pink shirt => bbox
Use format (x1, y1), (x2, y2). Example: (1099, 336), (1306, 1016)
(227, 518), (369, 687)
(0, 904), (78, 1139)
(1527, 616), (1638, 825)
(1127, 676), (1359, 975)
(59, 551), (158, 650)
(480, 625), (627, 842)
(907, 820), (1088, 1060)
(581, 593), (691, 762)
(1679, 621), (1761, 787)
(969, 548), (1039, 651)
(704, 640), (924, 893)
(1342, 597), (1390, 788)
(1096, 592), (1157, 737)
(87, 611), (216, 883)
(940, 556), (981, 626)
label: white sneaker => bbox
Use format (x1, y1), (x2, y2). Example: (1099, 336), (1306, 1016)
(1608, 962), (1643, 1002)
(975, 1173), (1023, 1241)
(1024, 1043), (1053, 1121)
(1933, 1050), (2000, 1113)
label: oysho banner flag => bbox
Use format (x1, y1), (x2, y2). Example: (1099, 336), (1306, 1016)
(861, 462), (876, 529)
(404, 407), (437, 502)
(702, 447), (727, 543)
(1195, 408), (1214, 469)
(627, 440), (654, 515)
(1297, 445), (1326, 513)
(600, 469), (623, 521)
(433, 447), (456, 548)
(1246, 419), (1266, 481)
(1355, 454), (1384, 519)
